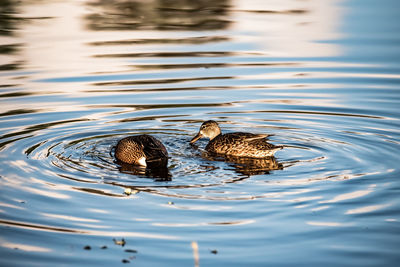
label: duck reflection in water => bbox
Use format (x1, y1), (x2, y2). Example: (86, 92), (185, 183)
(194, 147), (283, 176)
(114, 135), (171, 180)
(117, 162), (171, 181)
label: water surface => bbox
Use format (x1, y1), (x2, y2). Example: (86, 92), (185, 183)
(1, 0), (400, 266)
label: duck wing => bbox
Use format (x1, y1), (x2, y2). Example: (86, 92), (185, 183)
(206, 132), (281, 157)
(226, 132), (270, 141)
(137, 135), (168, 162)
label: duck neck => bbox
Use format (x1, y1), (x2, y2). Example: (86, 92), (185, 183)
(209, 132), (221, 141)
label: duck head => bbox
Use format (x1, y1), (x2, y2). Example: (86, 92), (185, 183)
(190, 120), (221, 143)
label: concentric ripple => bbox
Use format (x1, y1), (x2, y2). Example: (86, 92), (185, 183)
(11, 107), (396, 202)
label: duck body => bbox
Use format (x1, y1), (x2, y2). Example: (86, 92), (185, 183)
(115, 135), (168, 167)
(206, 132), (281, 157)
(191, 120), (282, 158)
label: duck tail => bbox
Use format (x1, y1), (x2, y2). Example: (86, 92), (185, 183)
(272, 145), (284, 154)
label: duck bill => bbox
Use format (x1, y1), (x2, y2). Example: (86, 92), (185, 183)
(190, 132), (203, 144)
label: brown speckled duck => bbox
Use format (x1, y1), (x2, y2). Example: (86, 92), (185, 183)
(115, 135), (168, 167)
(190, 120), (282, 157)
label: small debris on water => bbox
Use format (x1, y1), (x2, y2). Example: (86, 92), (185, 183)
(124, 188), (139, 196)
(124, 249), (138, 253)
(122, 259), (130, 263)
(124, 188), (132, 195)
(210, 249), (218, 254)
(101, 245), (107, 249)
(113, 238), (126, 246)
(168, 201), (174, 205)
(83, 245), (91, 250)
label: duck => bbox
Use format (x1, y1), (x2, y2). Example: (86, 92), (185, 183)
(115, 134), (168, 167)
(190, 120), (282, 158)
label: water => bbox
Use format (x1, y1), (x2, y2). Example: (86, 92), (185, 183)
(1, 0), (400, 266)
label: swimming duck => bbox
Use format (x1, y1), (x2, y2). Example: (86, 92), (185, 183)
(190, 120), (282, 158)
(115, 135), (168, 167)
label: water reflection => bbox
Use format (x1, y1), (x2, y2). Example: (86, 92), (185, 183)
(93, 51), (235, 58)
(86, 0), (230, 31)
(89, 36), (229, 46)
(0, 242), (52, 252)
(91, 74), (234, 87)
(345, 204), (390, 215)
(0, 0), (20, 36)
(117, 162), (171, 181)
(203, 152), (283, 176)
(0, 1), (23, 72)
(232, 0), (342, 56)
(0, 218), (179, 239)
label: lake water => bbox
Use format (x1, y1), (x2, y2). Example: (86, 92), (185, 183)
(1, 0), (400, 266)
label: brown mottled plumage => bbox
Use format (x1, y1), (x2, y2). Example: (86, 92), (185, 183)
(190, 120), (282, 158)
(115, 135), (168, 166)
